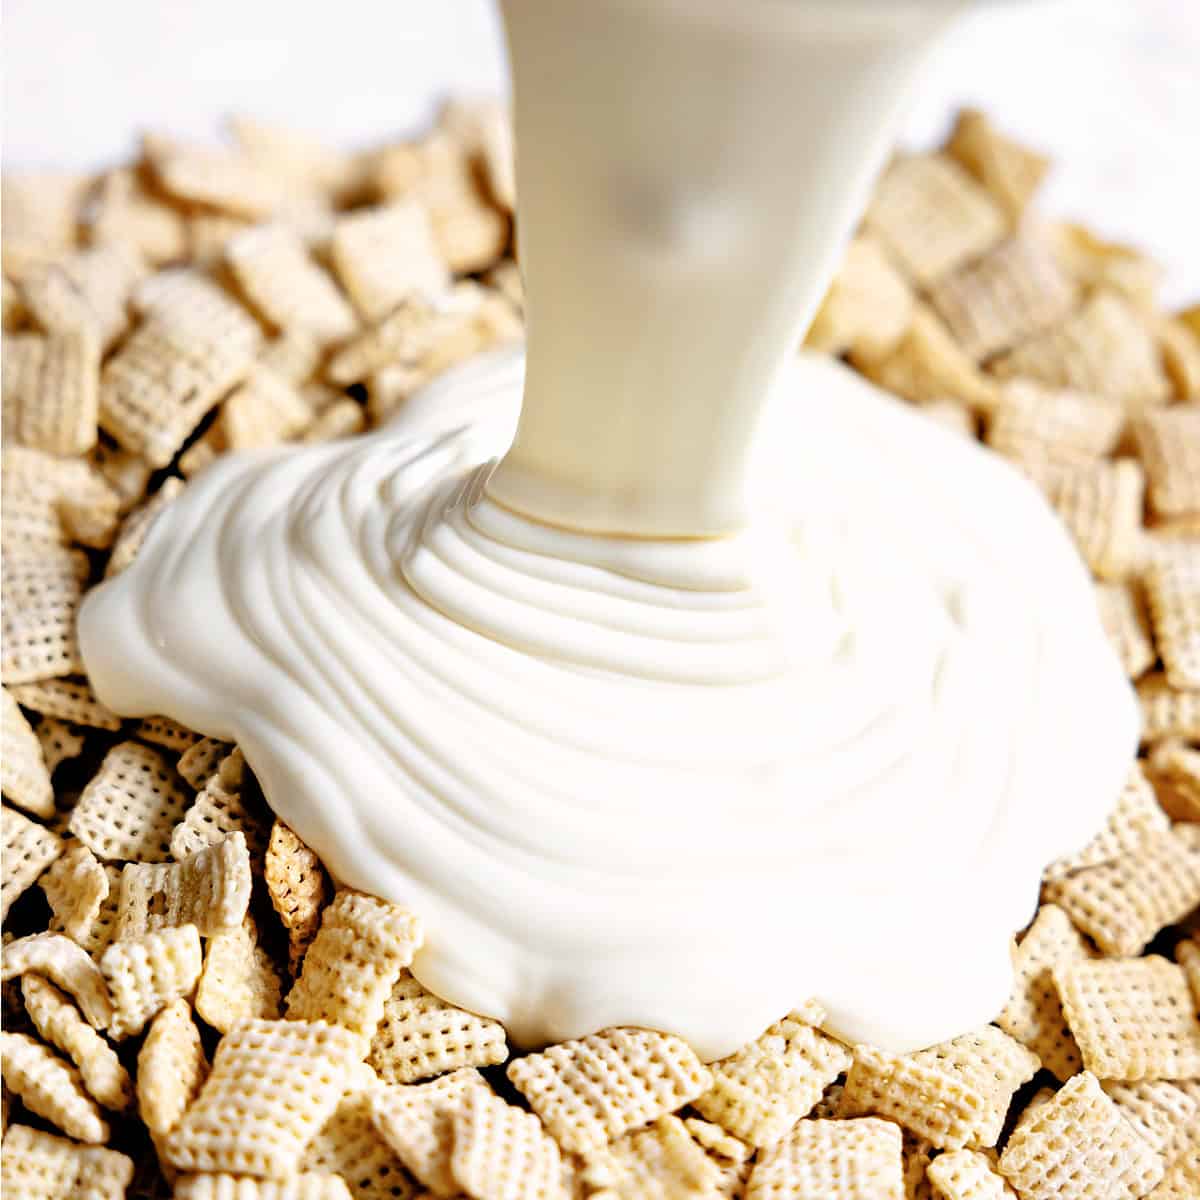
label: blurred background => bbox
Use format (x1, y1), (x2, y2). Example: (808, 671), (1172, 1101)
(4, 0), (1198, 302)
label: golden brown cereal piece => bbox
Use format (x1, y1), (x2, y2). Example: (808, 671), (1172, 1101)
(116, 832), (253, 939)
(21, 974), (132, 1110)
(1, 686), (55, 817)
(1102, 1079), (1197, 1161)
(928, 232), (1077, 361)
(1045, 831), (1200, 956)
(840, 1026), (1040, 1150)
(100, 922), (203, 1039)
(986, 382), (1125, 467)
(174, 1173), (355, 1200)
(266, 819), (331, 973)
(927, 1148), (1017, 1200)
(1, 932), (114, 1028)
(106, 475), (186, 577)
(901, 1132), (937, 1200)
(35, 716), (87, 774)
(368, 970), (507, 1085)
(1146, 741), (1200, 822)
(450, 1084), (569, 1200)
(1155, 318), (1200, 401)
(1137, 673), (1200, 743)
(1144, 552), (1200, 689)
(135, 713), (202, 751)
(998, 1072), (1164, 1200)
(195, 917), (284, 1033)
(87, 166), (189, 266)
(995, 905), (1088, 1081)
(7, 676), (122, 731)
(1048, 222), (1163, 310)
(0, 1122), (134, 1200)
(507, 1026), (712, 1156)
(164, 1018), (363, 1177)
(285, 890), (423, 1044)
(178, 737), (236, 790)
(693, 1000), (851, 1148)
(804, 234), (914, 362)
(593, 1114), (724, 1200)
(1094, 582), (1156, 680)
(864, 154), (1005, 286)
(69, 740), (191, 863)
(331, 201), (450, 321)
(138, 997), (209, 1140)
(1054, 956), (1200, 1081)
(746, 1116), (905, 1200)
(990, 291), (1171, 410)
(4, 325), (102, 456)
(944, 109), (1050, 225)
(40, 842), (111, 943)
(0, 1029), (109, 1143)
(370, 1067), (487, 1194)
(0, 544), (90, 683)
(2, 804), (63, 919)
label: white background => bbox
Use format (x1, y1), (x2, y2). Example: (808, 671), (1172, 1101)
(4, 0), (1198, 303)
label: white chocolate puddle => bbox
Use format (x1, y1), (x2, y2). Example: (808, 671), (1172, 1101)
(79, 346), (1137, 1060)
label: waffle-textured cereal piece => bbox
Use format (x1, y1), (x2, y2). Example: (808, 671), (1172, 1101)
(1176, 936), (1200, 1007)
(1137, 674), (1200, 743)
(2, 325), (102, 456)
(693, 1000), (852, 1148)
(986, 383), (1124, 467)
(105, 473), (186, 577)
(0, 1122), (133, 1200)
(1, 685), (55, 816)
(1, 171), (89, 270)
(88, 165), (189, 265)
(178, 737), (235, 789)
(265, 819), (330, 973)
(591, 1114), (724, 1200)
(450, 1084), (569, 1200)
(368, 970), (507, 1085)
(100, 922), (203, 1039)
(49, 861), (122, 961)
(302, 398), (366, 443)
(35, 717), (86, 773)
(1094, 582), (1157, 680)
(945, 109), (1050, 225)
(0, 1029), (109, 1142)
(1134, 405), (1200, 520)
(1054, 956), (1200, 1081)
(164, 1018), (363, 1177)
(2, 803), (63, 919)
(21, 974), (132, 1110)
(89, 435), (156, 513)
(171, 752), (269, 863)
(370, 1067), (487, 1195)
(2, 445), (121, 554)
(995, 905), (1088, 1081)
(1156, 316), (1200, 400)
(1102, 1079), (1198, 1161)
(135, 713), (202, 752)
(40, 841), (111, 943)
(174, 1173), (354, 1200)
(18, 242), (142, 349)
(1147, 742), (1200, 822)
(864, 154), (1005, 286)
(998, 1072), (1164, 1200)
(840, 1027), (1040, 1150)
(285, 890), (422, 1043)
(116, 832), (252, 939)
(1144, 553), (1200, 689)
(138, 998), (210, 1141)
(507, 1026), (713, 1156)
(216, 366), (315, 451)
(1, 932), (114, 1028)
(149, 142), (288, 219)
(927, 1148), (1016, 1200)
(1048, 221), (1163, 308)
(746, 1116), (905, 1200)
(68, 740), (191, 863)
(195, 917), (284, 1033)
(1144, 1147), (1200, 1200)
(0, 544), (90, 683)
(7, 675), (123, 730)
(1045, 831), (1200, 956)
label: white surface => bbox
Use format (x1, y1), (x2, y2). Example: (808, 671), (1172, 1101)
(3, 0), (1198, 301)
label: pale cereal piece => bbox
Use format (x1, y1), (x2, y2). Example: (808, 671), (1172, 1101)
(864, 154), (1005, 286)
(449, 1084), (567, 1200)
(285, 890), (423, 1044)
(116, 832), (252, 939)
(89, 435), (155, 513)
(174, 1173), (355, 1200)
(35, 716), (86, 773)
(138, 997), (209, 1138)
(850, 305), (1001, 413)
(8, 676), (121, 733)
(151, 143), (289, 219)
(486, 260), (523, 312)
(266, 819), (331, 973)
(69, 740), (191, 863)
(596, 1114), (724, 1200)
(165, 1017), (363, 1177)
(840, 1026), (1040, 1150)
(87, 166), (189, 265)
(944, 109), (1050, 225)
(172, 749), (269, 864)
(1146, 742), (1200, 820)
(747, 1116), (904, 1200)
(100, 923), (203, 1039)
(1054, 956), (1200, 1081)
(1, 444), (121, 553)
(370, 1068), (487, 1195)
(188, 212), (257, 265)
(195, 917), (284, 1034)
(259, 327), (327, 385)
(178, 737), (236, 790)
(1136, 673), (1200, 743)
(1102, 1080), (1198, 1161)
(326, 295), (446, 385)
(1094, 582), (1156, 680)
(1, 173), (88, 270)
(51, 862), (122, 960)
(0, 1122), (134, 1200)
(4, 325), (103, 455)
(1144, 552), (1200, 689)
(1144, 1147), (1200, 1200)
(990, 291), (1171, 410)
(693, 1000), (851, 1148)
(902, 1133), (937, 1200)
(2, 803), (64, 919)
(928, 1149), (1017, 1200)
(230, 115), (359, 196)
(368, 971), (507, 1086)
(1049, 222), (1164, 310)
(438, 97), (516, 214)
(1, 685), (55, 817)
(1156, 318), (1200, 401)
(218, 366), (315, 450)
(1176, 936), (1200, 1009)
(682, 1117), (751, 1165)
(40, 842), (111, 943)
(986, 382), (1125, 467)
(507, 1027), (713, 1157)
(808, 1078), (847, 1122)
(0, 544), (90, 683)
(1045, 831), (1200, 956)
(804, 234), (914, 362)
(227, 224), (358, 343)
(1136, 406), (1200, 524)
(1042, 763), (1170, 881)
(0, 1030), (109, 1142)
(996, 905), (1088, 1082)
(21, 974), (131, 1110)
(136, 713), (202, 752)
(1, 931), (114, 1028)
(105, 475), (186, 576)
(331, 201), (450, 322)
(998, 1072), (1164, 1200)
(302, 398), (366, 443)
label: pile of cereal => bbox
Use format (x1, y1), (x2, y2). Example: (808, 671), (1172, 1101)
(2, 103), (1198, 1199)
